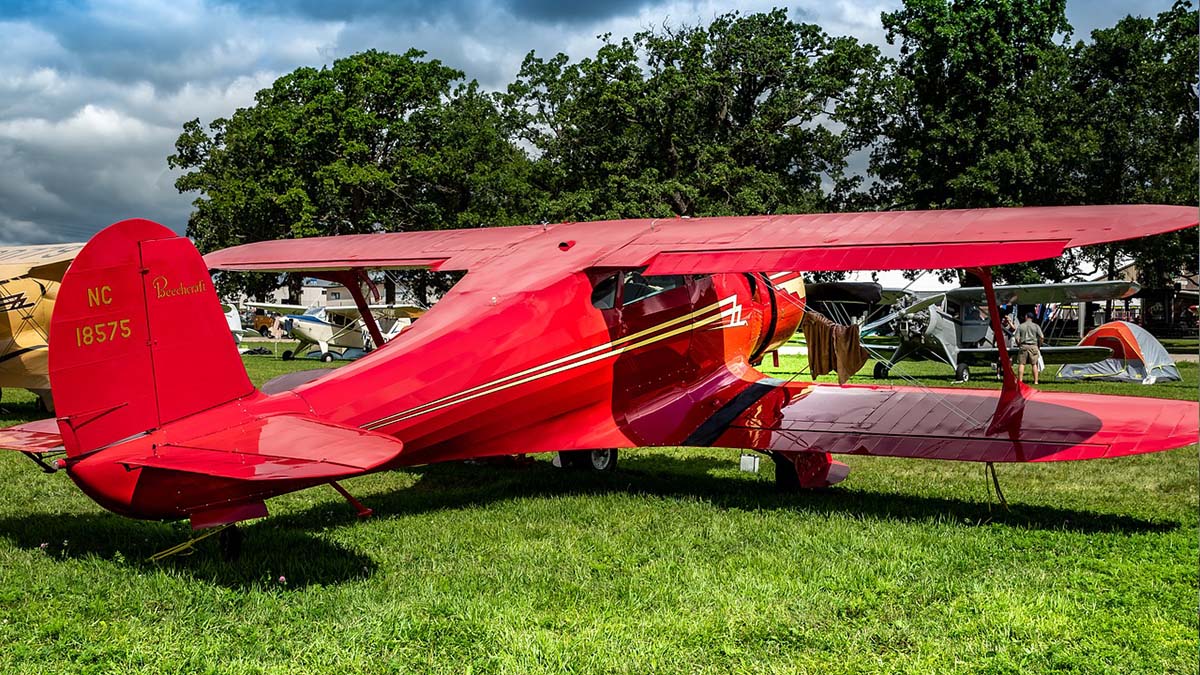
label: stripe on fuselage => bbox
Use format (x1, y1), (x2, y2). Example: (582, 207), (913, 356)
(363, 294), (739, 430)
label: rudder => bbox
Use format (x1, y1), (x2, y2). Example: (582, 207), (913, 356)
(50, 219), (253, 455)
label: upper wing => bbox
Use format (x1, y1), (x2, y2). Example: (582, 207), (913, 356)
(945, 280), (1140, 305)
(245, 301), (312, 315)
(606, 205), (1196, 274)
(206, 226), (548, 272)
(718, 382), (1197, 463)
(324, 304), (426, 320)
(205, 206), (1197, 276)
(0, 243), (84, 283)
(0, 243), (83, 281)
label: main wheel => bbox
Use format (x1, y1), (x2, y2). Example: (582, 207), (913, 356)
(281, 350), (294, 361)
(772, 453), (801, 491)
(321, 352), (336, 363)
(955, 363), (970, 382)
(588, 448), (617, 471)
(218, 525), (242, 562)
(258, 327), (271, 338)
(558, 449), (618, 471)
(872, 362), (889, 379)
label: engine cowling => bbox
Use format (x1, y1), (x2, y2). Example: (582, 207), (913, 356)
(760, 272), (806, 355)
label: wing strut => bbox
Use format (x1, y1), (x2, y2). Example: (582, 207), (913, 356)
(970, 266), (1030, 436)
(317, 270), (386, 349)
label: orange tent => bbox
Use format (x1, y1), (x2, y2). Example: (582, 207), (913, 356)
(1059, 321), (1180, 383)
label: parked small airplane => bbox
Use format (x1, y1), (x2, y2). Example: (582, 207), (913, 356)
(247, 302), (425, 361)
(0, 206), (1195, 556)
(222, 304), (247, 344)
(0, 242), (84, 411)
(859, 281), (1141, 381)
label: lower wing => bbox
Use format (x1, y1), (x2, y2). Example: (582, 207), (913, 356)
(716, 382), (1197, 463)
(957, 345), (1111, 366)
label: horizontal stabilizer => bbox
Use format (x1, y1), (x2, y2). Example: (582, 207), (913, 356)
(719, 383), (1197, 463)
(0, 419), (63, 453)
(120, 415), (402, 481)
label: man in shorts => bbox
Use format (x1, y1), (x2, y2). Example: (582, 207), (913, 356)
(1014, 312), (1045, 385)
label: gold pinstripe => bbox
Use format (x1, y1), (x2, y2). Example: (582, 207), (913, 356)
(363, 295), (737, 430)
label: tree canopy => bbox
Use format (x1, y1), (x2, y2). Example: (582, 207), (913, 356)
(172, 4), (1198, 297)
(502, 10), (882, 221)
(170, 49), (535, 299)
(1069, 1), (1198, 286)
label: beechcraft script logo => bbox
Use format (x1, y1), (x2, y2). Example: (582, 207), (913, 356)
(151, 275), (208, 300)
(0, 292), (34, 313)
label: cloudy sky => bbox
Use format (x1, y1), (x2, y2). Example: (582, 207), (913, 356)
(0, 0), (1178, 245)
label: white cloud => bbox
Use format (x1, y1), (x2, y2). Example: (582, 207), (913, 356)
(0, 0), (1180, 243)
(0, 104), (172, 150)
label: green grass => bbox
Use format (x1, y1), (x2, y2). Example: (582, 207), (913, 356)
(1158, 337), (1199, 355)
(0, 354), (1194, 674)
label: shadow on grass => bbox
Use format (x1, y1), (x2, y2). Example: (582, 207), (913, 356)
(0, 512), (376, 590)
(0, 453), (1174, 585)
(273, 453), (1178, 536)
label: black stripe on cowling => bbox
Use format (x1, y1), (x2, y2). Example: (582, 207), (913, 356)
(683, 378), (786, 447)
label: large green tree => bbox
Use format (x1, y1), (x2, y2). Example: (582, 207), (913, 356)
(868, 0), (1197, 286)
(870, 0), (1084, 213)
(502, 10), (882, 222)
(170, 49), (536, 300)
(1070, 1), (1198, 287)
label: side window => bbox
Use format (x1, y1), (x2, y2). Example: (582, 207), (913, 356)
(591, 273), (619, 310)
(622, 272), (685, 305)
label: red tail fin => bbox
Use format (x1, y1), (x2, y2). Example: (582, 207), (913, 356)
(50, 219), (253, 456)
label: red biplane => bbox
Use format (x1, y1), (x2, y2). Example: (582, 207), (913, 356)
(1, 206), (1196, 549)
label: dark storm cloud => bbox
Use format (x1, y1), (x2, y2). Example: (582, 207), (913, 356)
(219, 0), (667, 25)
(506, 0), (662, 23)
(0, 0), (1182, 245)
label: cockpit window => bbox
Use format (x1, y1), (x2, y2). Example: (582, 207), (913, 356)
(591, 273), (619, 310)
(622, 272), (685, 305)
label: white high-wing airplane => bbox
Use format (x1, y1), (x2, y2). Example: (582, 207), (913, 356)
(222, 304), (247, 344)
(245, 302), (425, 361)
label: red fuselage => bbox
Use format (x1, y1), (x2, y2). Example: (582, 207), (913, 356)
(67, 267), (805, 521)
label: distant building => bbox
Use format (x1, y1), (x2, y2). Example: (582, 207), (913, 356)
(266, 278), (339, 307)
(1089, 263), (1198, 335)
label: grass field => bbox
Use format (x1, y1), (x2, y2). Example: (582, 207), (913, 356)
(1159, 337), (1199, 355)
(0, 354), (1194, 674)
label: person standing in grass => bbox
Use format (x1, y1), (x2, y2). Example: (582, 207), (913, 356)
(1015, 312), (1045, 385)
